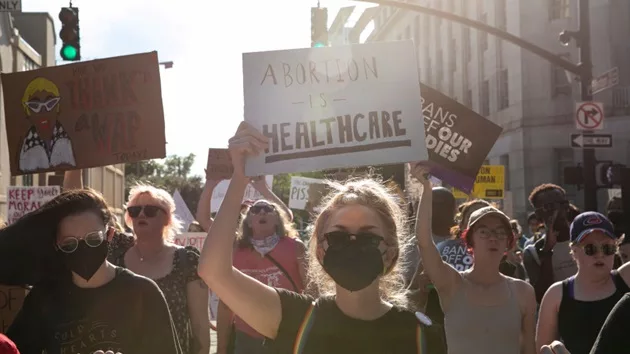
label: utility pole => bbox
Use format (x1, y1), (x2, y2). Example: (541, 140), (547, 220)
(353, 0), (599, 210)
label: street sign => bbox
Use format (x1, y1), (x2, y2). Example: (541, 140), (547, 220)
(0, 0), (21, 12)
(575, 101), (604, 131)
(570, 133), (613, 148)
(452, 165), (505, 200)
(591, 67), (619, 95)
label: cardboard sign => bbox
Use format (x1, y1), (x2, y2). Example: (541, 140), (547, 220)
(453, 165), (505, 199)
(210, 176), (274, 213)
(6, 186), (61, 225)
(206, 148), (234, 180)
(288, 176), (326, 210)
(242, 40), (427, 176)
(1, 52), (166, 176)
(0, 285), (27, 333)
(420, 83), (502, 193)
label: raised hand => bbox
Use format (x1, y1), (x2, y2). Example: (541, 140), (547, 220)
(408, 162), (431, 186)
(227, 122), (269, 178)
(540, 341), (571, 354)
(251, 175), (269, 191)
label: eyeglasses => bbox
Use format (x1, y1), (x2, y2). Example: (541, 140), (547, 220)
(25, 97), (61, 114)
(578, 243), (617, 256)
(127, 205), (164, 218)
(323, 230), (385, 251)
(476, 227), (510, 240)
(57, 230), (106, 253)
(249, 204), (275, 215)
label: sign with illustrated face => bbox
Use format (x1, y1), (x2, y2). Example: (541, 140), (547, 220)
(1, 51), (166, 176)
(242, 40), (427, 176)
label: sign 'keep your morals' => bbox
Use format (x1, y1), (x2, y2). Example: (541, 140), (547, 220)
(1, 52), (166, 176)
(242, 40), (428, 176)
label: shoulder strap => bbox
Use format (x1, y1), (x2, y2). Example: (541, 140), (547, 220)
(527, 245), (541, 265)
(293, 302), (317, 354)
(265, 253), (298, 292)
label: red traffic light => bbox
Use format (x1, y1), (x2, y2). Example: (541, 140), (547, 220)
(59, 7), (78, 24)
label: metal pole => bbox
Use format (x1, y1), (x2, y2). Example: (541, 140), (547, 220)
(578, 0), (597, 211)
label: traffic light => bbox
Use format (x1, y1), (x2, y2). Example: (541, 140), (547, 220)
(311, 7), (328, 48)
(59, 7), (80, 61)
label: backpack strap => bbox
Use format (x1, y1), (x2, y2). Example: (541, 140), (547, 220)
(293, 302), (317, 354)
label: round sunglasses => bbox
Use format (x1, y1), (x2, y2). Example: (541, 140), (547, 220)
(249, 204), (275, 215)
(127, 205), (164, 218)
(577, 243), (618, 256)
(57, 230), (106, 254)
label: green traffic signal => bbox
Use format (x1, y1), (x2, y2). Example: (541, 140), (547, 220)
(61, 44), (78, 60)
(313, 42), (326, 48)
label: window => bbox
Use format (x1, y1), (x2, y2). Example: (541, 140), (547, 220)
(498, 69), (509, 110)
(436, 49), (444, 88)
(426, 56), (433, 84)
(481, 80), (490, 116)
(552, 53), (572, 96)
(450, 38), (457, 73)
(23, 174), (33, 186)
(499, 154), (510, 191)
(480, 13), (488, 52)
(550, 0), (570, 20)
(465, 89), (473, 108)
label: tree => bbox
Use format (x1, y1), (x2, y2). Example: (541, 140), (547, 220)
(125, 154), (203, 214)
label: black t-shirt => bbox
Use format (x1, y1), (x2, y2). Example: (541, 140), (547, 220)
(7, 267), (181, 354)
(590, 293), (630, 354)
(271, 288), (426, 354)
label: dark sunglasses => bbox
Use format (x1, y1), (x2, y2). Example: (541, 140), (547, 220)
(57, 230), (106, 253)
(249, 204), (275, 214)
(578, 243), (618, 256)
(323, 230), (385, 251)
(127, 205), (164, 218)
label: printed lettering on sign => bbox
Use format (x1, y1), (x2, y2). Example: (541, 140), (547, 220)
(7, 186), (61, 225)
(243, 41), (427, 176)
(288, 176), (325, 211)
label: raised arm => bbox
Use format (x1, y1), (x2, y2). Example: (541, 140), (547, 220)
(409, 163), (460, 304)
(63, 169), (83, 190)
(251, 176), (293, 221)
(198, 122), (282, 340)
(196, 176), (221, 231)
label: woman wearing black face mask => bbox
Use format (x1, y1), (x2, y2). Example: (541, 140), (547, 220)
(5, 189), (181, 354)
(199, 122), (434, 354)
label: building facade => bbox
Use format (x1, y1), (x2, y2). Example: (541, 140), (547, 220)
(0, 13), (125, 221)
(331, 0), (630, 221)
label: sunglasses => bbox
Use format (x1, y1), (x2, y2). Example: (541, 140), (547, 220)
(323, 230), (385, 251)
(578, 243), (618, 256)
(25, 97), (61, 113)
(249, 204), (275, 215)
(57, 230), (106, 254)
(127, 205), (164, 218)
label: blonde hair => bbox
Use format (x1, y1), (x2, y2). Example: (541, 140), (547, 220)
(125, 183), (183, 241)
(237, 200), (298, 249)
(21, 77), (61, 115)
(307, 177), (411, 308)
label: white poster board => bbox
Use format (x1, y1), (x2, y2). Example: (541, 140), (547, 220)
(288, 176), (325, 210)
(243, 40), (427, 176)
(173, 190), (195, 231)
(210, 175), (274, 213)
(173, 232), (219, 321)
(6, 186), (61, 225)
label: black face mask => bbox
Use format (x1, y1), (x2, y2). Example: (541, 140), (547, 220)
(322, 241), (385, 292)
(60, 240), (108, 281)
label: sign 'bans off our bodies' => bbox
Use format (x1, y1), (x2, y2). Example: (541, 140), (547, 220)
(243, 40), (428, 176)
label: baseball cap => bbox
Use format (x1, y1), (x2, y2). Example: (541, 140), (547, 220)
(0, 334), (19, 354)
(467, 206), (511, 230)
(570, 211), (617, 243)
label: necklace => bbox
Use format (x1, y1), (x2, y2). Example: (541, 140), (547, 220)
(135, 244), (166, 262)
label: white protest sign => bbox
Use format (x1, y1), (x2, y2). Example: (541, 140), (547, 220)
(243, 40), (427, 176)
(6, 186), (61, 225)
(210, 176), (274, 213)
(289, 176), (325, 210)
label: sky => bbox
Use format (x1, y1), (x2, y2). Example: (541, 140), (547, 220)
(22, 0), (375, 177)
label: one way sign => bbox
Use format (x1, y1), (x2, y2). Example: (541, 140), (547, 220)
(570, 133), (613, 148)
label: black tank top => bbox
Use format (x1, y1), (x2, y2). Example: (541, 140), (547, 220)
(558, 271), (630, 354)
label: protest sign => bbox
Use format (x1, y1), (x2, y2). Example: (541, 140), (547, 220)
(288, 176), (326, 210)
(453, 165), (505, 199)
(420, 83), (502, 193)
(210, 176), (274, 213)
(1, 52), (166, 175)
(206, 148), (234, 180)
(242, 40), (427, 176)
(6, 186), (60, 225)
(0, 285), (27, 333)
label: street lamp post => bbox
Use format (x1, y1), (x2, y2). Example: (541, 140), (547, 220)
(353, 0), (598, 210)
(159, 61), (174, 69)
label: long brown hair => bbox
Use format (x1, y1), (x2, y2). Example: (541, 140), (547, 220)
(236, 200), (298, 249)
